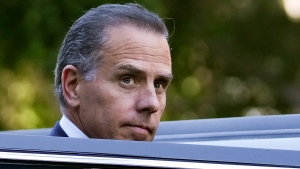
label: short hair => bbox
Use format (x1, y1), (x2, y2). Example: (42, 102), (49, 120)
(54, 3), (169, 109)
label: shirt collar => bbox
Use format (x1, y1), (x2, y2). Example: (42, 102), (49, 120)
(59, 115), (88, 138)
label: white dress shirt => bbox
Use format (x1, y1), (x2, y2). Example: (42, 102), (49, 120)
(59, 115), (88, 138)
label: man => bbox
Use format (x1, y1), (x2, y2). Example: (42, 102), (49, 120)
(49, 3), (172, 141)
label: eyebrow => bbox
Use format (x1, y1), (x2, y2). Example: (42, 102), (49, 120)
(118, 64), (145, 75)
(117, 64), (173, 81)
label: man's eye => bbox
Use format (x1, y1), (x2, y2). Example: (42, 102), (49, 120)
(122, 77), (134, 85)
(154, 81), (164, 89)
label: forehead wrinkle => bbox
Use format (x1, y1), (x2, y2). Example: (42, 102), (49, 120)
(106, 40), (139, 53)
(117, 56), (172, 67)
(106, 42), (170, 60)
(131, 47), (170, 62)
(118, 40), (169, 52)
(110, 44), (171, 64)
(118, 50), (170, 60)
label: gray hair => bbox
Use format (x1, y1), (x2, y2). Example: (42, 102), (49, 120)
(54, 3), (169, 109)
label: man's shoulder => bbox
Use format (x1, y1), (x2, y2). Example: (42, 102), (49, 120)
(49, 121), (68, 137)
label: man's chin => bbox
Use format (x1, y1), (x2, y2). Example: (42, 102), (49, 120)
(120, 127), (153, 141)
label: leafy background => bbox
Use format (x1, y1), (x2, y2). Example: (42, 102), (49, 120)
(1, 0), (300, 130)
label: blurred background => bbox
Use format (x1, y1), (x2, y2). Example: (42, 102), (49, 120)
(1, 0), (300, 130)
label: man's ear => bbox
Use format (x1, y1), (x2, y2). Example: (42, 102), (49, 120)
(62, 65), (81, 108)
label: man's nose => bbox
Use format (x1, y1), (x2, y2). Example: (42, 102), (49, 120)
(136, 85), (160, 114)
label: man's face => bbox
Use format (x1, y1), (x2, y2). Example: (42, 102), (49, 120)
(75, 25), (172, 141)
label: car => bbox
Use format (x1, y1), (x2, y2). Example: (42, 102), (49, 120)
(0, 114), (300, 168)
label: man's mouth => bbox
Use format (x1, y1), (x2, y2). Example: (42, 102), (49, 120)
(129, 124), (150, 132)
(125, 124), (152, 137)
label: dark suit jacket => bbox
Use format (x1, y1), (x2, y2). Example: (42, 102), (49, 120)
(49, 121), (68, 137)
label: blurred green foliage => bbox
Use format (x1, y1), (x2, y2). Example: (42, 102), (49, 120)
(1, 0), (300, 130)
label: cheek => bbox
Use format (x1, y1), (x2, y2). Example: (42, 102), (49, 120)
(153, 112), (163, 124)
(158, 94), (167, 108)
(155, 96), (166, 119)
(93, 84), (136, 118)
